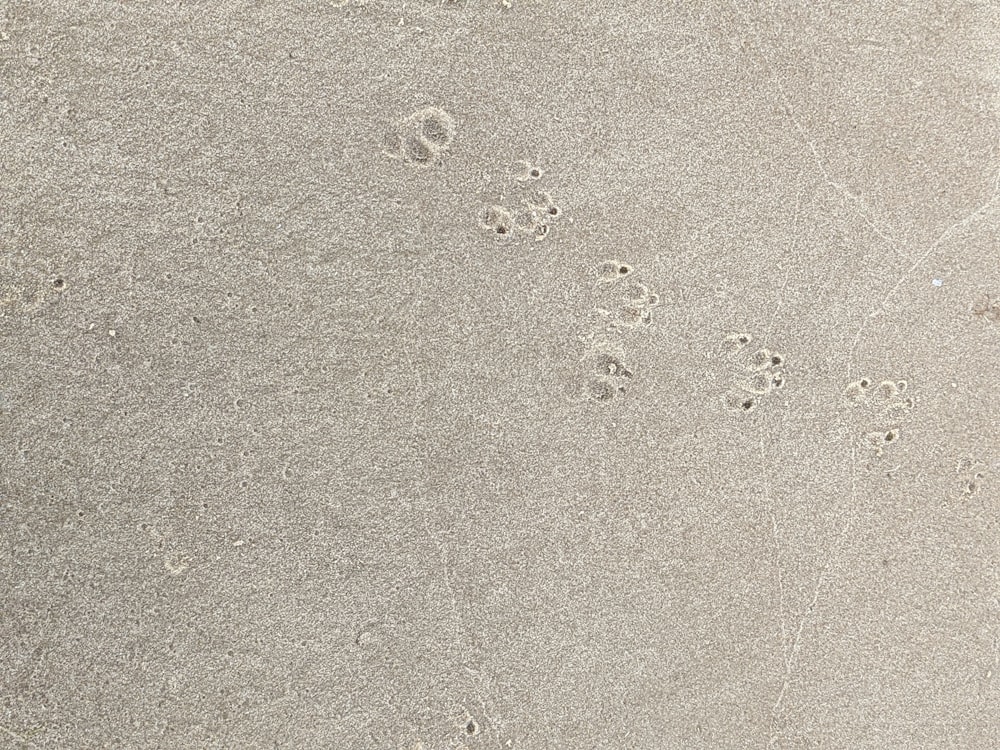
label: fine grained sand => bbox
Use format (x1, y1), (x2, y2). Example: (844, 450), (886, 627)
(2, 1), (1000, 748)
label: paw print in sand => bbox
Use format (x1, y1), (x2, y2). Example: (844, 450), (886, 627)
(480, 161), (562, 241)
(722, 334), (787, 414)
(385, 107), (456, 167)
(591, 259), (660, 331)
(843, 376), (915, 459)
(573, 344), (634, 405)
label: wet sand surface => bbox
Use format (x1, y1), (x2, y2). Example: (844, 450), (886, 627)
(2, 2), (1000, 748)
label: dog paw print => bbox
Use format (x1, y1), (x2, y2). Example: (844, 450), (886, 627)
(971, 293), (1000, 324)
(862, 426), (902, 458)
(585, 347), (635, 380)
(572, 260), (658, 405)
(956, 458), (990, 498)
(725, 392), (761, 414)
(722, 335), (787, 414)
(844, 377), (914, 413)
(591, 259), (659, 332)
(583, 260), (660, 401)
(480, 161), (563, 241)
(843, 375), (915, 458)
(384, 106), (456, 167)
(522, 187), (563, 238)
(585, 375), (624, 403)
(482, 204), (514, 237)
(572, 345), (634, 405)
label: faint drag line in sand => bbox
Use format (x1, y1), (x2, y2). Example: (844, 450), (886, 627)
(764, 438), (861, 749)
(422, 517), (465, 651)
(845, 157), (1000, 377)
(729, 6), (999, 747)
(725, 0), (909, 261)
(728, 0), (906, 256)
(420, 515), (505, 740)
(758, 439), (789, 667)
(771, 82), (908, 260)
(763, 187), (799, 344)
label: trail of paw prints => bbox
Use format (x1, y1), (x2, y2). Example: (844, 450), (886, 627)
(842, 375), (915, 461)
(384, 106), (456, 167)
(569, 260), (660, 405)
(480, 160), (562, 242)
(720, 333), (787, 414)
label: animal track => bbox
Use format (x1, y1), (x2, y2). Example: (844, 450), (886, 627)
(479, 162), (562, 241)
(843, 374), (915, 458)
(956, 458), (990, 498)
(721, 334), (787, 414)
(862, 427), (902, 458)
(574, 344), (635, 404)
(482, 204), (513, 236)
(571, 262), (660, 405)
(408, 703), (494, 750)
(385, 106), (456, 167)
(971, 293), (1000, 324)
(844, 376), (914, 413)
(726, 393), (761, 413)
(582, 374), (626, 403)
(514, 159), (543, 182)
(591, 259), (658, 332)
(462, 714), (481, 736)
(585, 347), (635, 380)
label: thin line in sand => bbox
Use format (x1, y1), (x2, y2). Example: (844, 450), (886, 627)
(845, 160), (1000, 378)
(764, 438), (861, 749)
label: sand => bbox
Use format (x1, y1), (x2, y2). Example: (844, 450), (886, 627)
(2, 1), (1000, 748)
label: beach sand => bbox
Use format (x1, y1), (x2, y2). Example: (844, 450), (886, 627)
(2, 1), (1000, 747)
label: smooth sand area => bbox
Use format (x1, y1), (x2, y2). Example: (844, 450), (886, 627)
(2, 1), (999, 748)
